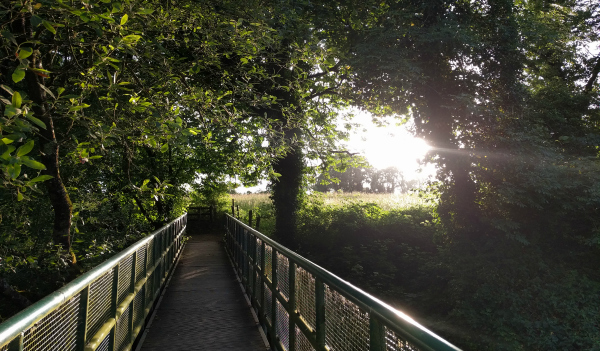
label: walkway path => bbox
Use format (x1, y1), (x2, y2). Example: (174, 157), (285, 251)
(138, 223), (268, 351)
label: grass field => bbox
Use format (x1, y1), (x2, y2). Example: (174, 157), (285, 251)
(231, 191), (432, 210)
(229, 191), (433, 235)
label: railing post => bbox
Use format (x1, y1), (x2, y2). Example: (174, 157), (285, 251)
(259, 240), (266, 325)
(76, 286), (90, 351)
(8, 332), (23, 351)
(288, 262), (297, 351)
(271, 249), (278, 347)
(129, 251), (137, 346)
(110, 264), (120, 351)
(315, 278), (326, 351)
(141, 242), (148, 318)
(248, 210), (253, 228)
(250, 234), (257, 307)
(370, 316), (386, 351)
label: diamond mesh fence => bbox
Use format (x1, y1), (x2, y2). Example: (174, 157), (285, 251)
(277, 253), (290, 301)
(296, 267), (316, 330)
(324, 284), (370, 351)
(265, 282), (273, 324)
(87, 270), (114, 341)
(385, 327), (419, 351)
(0, 344), (7, 351)
(115, 305), (130, 351)
(296, 326), (315, 351)
(265, 244), (273, 283)
(22, 294), (80, 351)
(276, 300), (290, 350)
(256, 238), (262, 271)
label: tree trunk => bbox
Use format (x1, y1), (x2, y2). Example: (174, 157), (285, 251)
(25, 70), (74, 257)
(271, 128), (304, 250)
(14, 16), (74, 261)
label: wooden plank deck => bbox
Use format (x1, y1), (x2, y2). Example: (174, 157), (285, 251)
(138, 224), (268, 351)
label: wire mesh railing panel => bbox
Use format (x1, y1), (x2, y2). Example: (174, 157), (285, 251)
(265, 282), (273, 324)
(145, 270), (155, 309)
(296, 326), (315, 351)
(277, 300), (290, 350)
(277, 252), (290, 301)
(255, 270), (261, 310)
(256, 238), (262, 271)
(132, 287), (145, 330)
(135, 245), (147, 283)
(95, 333), (111, 351)
(146, 239), (155, 270)
(325, 284), (370, 351)
(265, 244), (273, 282)
(296, 267), (316, 330)
(224, 215), (460, 351)
(385, 327), (419, 351)
(115, 305), (131, 351)
(117, 254), (134, 304)
(22, 294), (80, 351)
(0, 215), (187, 351)
(88, 270), (114, 341)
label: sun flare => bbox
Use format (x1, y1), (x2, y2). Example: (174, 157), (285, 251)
(342, 112), (434, 181)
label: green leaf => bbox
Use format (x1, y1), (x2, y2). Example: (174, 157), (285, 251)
(160, 143), (169, 153)
(57, 87), (65, 95)
(12, 69), (25, 83)
(21, 158), (46, 170)
(17, 140), (34, 157)
(28, 175), (53, 183)
(17, 191), (23, 201)
(120, 14), (128, 25)
(1, 138), (15, 144)
(42, 20), (56, 35)
(1, 146), (15, 159)
(26, 114), (46, 129)
(136, 8), (154, 14)
(30, 15), (43, 28)
(38, 83), (56, 99)
(8, 164), (21, 179)
(12, 91), (22, 108)
(0, 85), (14, 95)
(18, 47), (33, 59)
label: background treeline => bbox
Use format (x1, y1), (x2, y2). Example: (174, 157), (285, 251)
(314, 166), (419, 193)
(1, 0), (600, 350)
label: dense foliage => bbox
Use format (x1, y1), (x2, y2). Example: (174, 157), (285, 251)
(1, 0), (599, 349)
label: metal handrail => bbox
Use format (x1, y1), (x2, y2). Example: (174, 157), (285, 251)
(0, 214), (187, 351)
(225, 214), (461, 351)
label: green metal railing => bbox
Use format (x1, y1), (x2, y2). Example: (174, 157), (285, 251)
(0, 214), (187, 351)
(225, 214), (461, 351)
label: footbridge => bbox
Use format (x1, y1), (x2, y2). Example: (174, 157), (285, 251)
(0, 214), (461, 351)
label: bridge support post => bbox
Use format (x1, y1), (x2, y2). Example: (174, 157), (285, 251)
(75, 286), (90, 351)
(369, 316), (386, 351)
(288, 262), (296, 351)
(315, 278), (326, 351)
(270, 249), (278, 348)
(7, 332), (23, 351)
(110, 264), (120, 351)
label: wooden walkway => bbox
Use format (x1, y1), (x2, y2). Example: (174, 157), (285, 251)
(138, 224), (268, 351)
